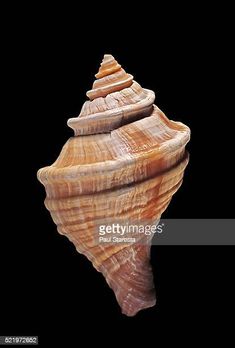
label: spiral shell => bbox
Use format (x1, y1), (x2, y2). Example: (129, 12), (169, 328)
(37, 54), (190, 316)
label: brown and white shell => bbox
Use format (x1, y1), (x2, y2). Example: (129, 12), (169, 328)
(37, 54), (190, 316)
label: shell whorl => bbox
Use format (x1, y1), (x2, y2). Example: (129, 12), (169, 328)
(67, 54), (155, 135)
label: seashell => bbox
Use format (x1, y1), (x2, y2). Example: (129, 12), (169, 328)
(37, 54), (190, 316)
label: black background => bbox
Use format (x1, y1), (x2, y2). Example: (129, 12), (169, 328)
(1, 4), (234, 345)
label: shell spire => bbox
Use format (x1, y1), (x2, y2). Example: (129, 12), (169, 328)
(87, 54), (133, 100)
(95, 54), (121, 79)
(67, 54), (155, 135)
